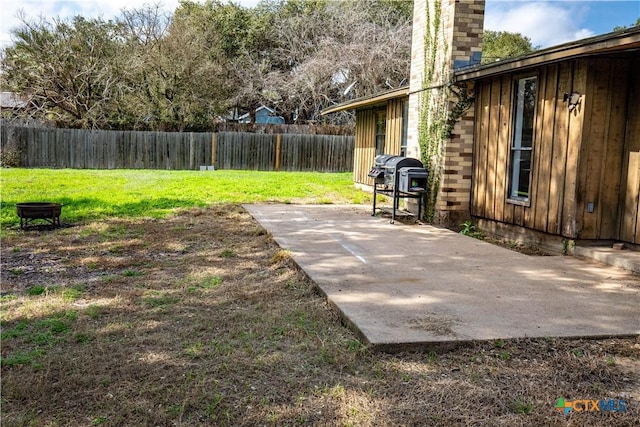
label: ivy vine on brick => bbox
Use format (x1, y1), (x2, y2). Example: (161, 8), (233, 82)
(418, 0), (475, 222)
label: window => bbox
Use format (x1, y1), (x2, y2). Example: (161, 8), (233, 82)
(509, 76), (536, 201)
(400, 101), (408, 156)
(375, 110), (386, 155)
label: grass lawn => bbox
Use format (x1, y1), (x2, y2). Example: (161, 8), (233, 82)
(1, 169), (638, 426)
(0, 168), (370, 229)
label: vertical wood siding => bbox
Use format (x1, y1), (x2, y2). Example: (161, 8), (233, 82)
(471, 56), (637, 242)
(385, 98), (404, 155)
(354, 109), (377, 185)
(561, 60), (587, 237)
(618, 57), (640, 243)
(353, 97), (408, 185)
(576, 58), (630, 239)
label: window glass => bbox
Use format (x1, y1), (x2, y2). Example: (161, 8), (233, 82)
(375, 110), (386, 155)
(509, 77), (536, 200)
(400, 101), (408, 156)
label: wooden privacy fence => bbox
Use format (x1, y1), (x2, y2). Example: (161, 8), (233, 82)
(1, 125), (354, 172)
(213, 132), (353, 172)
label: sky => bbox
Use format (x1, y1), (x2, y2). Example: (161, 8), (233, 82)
(1, 0), (639, 50)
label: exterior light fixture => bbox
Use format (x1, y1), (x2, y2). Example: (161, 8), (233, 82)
(563, 92), (582, 112)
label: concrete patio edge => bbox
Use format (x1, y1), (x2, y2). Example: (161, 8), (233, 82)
(245, 204), (640, 353)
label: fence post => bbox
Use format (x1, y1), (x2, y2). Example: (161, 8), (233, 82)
(275, 134), (282, 171)
(211, 133), (217, 168)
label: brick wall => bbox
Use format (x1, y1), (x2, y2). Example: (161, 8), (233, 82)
(407, 0), (485, 227)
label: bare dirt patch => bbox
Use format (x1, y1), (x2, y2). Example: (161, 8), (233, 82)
(1, 205), (638, 426)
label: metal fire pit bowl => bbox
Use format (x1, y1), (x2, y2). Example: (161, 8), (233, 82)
(16, 202), (63, 229)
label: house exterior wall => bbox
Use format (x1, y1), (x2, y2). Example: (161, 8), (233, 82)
(255, 108), (285, 124)
(354, 109), (377, 185)
(578, 55), (640, 242)
(407, 0), (485, 226)
(385, 98), (405, 156)
(619, 57), (640, 243)
(471, 55), (639, 243)
(352, 97), (408, 186)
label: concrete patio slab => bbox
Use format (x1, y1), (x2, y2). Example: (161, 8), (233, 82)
(245, 204), (640, 351)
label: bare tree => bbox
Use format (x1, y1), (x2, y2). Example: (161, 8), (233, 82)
(2, 13), (125, 128)
(2, 0), (412, 128)
(254, 0), (412, 123)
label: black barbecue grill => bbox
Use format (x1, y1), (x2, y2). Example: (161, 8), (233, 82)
(368, 155), (428, 223)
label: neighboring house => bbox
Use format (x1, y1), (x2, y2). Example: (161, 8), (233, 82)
(0, 92), (27, 117)
(238, 105), (285, 125)
(456, 27), (640, 247)
(321, 86), (409, 187)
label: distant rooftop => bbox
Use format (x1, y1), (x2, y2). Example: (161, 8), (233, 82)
(0, 92), (27, 109)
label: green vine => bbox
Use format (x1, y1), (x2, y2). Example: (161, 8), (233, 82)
(445, 83), (474, 138)
(418, 0), (446, 222)
(418, 0), (474, 222)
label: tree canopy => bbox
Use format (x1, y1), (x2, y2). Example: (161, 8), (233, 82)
(481, 30), (535, 64)
(2, 0), (412, 129)
(2, 1), (544, 130)
(613, 18), (640, 31)
(2, 14), (126, 128)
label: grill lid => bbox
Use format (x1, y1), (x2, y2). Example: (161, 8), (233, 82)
(373, 155), (424, 170)
(370, 155), (425, 185)
(383, 157), (424, 171)
(373, 155), (399, 168)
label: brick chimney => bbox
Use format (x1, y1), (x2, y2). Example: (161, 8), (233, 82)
(406, 0), (485, 227)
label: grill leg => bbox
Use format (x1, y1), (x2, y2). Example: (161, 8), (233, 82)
(372, 185), (377, 216)
(391, 188), (397, 224)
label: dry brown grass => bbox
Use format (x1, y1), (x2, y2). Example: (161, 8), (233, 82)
(1, 205), (639, 426)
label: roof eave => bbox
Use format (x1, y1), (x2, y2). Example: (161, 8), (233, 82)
(321, 86), (409, 115)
